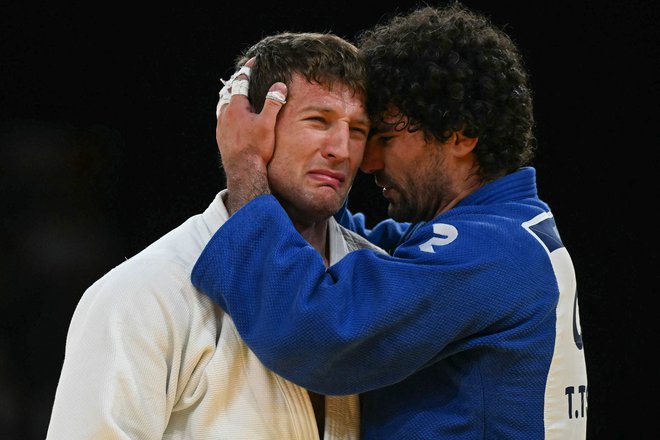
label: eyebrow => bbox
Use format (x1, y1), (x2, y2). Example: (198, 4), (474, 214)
(369, 125), (395, 135)
(302, 105), (370, 128)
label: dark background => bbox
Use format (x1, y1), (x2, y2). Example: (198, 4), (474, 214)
(1, 1), (657, 438)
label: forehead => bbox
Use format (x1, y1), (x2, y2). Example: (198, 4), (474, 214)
(372, 107), (410, 133)
(286, 73), (366, 110)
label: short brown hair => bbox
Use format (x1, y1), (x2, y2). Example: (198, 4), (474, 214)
(236, 32), (367, 113)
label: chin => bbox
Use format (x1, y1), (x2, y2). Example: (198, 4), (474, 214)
(312, 191), (343, 209)
(387, 205), (412, 223)
(311, 200), (342, 219)
(387, 207), (402, 222)
(288, 188), (344, 220)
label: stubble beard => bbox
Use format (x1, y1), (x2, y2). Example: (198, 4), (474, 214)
(277, 185), (343, 225)
(386, 164), (449, 223)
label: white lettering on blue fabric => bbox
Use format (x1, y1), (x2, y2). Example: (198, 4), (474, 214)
(419, 223), (458, 253)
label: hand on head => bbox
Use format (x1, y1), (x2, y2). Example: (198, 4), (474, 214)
(216, 57), (288, 167)
(215, 58), (288, 214)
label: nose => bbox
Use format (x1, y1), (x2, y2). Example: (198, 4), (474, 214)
(360, 138), (383, 174)
(321, 124), (350, 162)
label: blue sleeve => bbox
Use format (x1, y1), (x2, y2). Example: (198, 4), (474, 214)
(334, 199), (411, 254)
(192, 195), (538, 394)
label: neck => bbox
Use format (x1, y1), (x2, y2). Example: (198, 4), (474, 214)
(291, 216), (330, 267)
(435, 173), (483, 217)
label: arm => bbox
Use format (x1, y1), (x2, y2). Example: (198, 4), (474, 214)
(47, 264), (190, 439)
(192, 196), (510, 395)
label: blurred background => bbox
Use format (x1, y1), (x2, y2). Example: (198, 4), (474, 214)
(1, 1), (657, 438)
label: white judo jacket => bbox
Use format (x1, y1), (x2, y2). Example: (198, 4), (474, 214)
(47, 190), (383, 440)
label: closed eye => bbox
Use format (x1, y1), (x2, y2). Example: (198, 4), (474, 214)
(307, 116), (328, 124)
(350, 126), (369, 139)
(371, 134), (394, 145)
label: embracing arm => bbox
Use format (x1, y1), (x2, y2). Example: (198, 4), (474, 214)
(191, 196), (501, 395)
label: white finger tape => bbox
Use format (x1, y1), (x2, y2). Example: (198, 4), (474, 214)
(265, 90), (287, 104)
(216, 64), (252, 117)
(230, 79), (249, 97)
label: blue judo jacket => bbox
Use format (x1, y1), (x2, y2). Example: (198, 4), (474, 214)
(192, 167), (588, 439)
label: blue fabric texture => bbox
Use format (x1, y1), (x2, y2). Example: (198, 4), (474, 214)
(191, 167), (587, 439)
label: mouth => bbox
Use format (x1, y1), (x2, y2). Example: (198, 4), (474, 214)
(307, 169), (346, 189)
(374, 175), (392, 190)
(375, 175), (396, 199)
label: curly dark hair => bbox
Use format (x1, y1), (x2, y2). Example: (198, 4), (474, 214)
(235, 32), (367, 114)
(356, 1), (536, 182)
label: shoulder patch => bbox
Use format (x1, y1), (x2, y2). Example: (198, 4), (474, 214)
(522, 212), (563, 253)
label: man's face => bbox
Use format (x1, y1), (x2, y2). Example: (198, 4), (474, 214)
(268, 73), (369, 223)
(362, 114), (451, 223)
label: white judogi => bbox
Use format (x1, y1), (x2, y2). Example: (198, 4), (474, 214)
(47, 190), (383, 440)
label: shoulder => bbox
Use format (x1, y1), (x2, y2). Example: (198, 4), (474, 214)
(71, 250), (217, 340)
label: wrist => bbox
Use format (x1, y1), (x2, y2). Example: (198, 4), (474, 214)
(224, 160), (270, 215)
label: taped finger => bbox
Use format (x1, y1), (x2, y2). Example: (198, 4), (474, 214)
(230, 79), (249, 97)
(216, 65), (252, 117)
(265, 90), (287, 104)
(228, 65), (251, 82)
(217, 87), (232, 117)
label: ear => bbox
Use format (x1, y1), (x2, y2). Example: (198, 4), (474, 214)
(450, 131), (478, 158)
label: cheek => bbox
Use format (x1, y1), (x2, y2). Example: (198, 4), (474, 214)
(266, 159), (290, 194)
(268, 150), (292, 175)
(389, 141), (423, 165)
(268, 144), (307, 186)
(381, 147), (404, 168)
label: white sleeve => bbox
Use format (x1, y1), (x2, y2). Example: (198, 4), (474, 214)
(46, 259), (191, 440)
